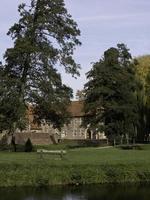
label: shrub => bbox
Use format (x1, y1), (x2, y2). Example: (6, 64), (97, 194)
(0, 135), (15, 151)
(24, 138), (33, 152)
(117, 144), (143, 150)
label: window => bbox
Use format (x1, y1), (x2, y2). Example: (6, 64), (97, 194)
(73, 130), (78, 137)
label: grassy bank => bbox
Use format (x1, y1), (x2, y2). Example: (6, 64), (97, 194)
(0, 144), (150, 187)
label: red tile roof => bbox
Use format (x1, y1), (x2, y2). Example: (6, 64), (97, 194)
(27, 101), (85, 117)
(68, 101), (84, 117)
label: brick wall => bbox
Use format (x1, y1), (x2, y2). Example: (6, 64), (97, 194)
(11, 132), (58, 145)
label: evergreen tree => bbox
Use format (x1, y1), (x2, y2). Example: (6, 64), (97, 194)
(83, 44), (138, 143)
(25, 138), (33, 152)
(0, 0), (81, 133)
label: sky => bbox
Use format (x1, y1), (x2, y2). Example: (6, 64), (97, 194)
(0, 0), (150, 98)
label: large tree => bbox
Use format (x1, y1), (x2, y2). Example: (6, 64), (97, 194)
(0, 62), (28, 133)
(134, 55), (150, 141)
(0, 0), (81, 133)
(83, 44), (138, 144)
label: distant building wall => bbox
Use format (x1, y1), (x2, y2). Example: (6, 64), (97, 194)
(60, 117), (86, 140)
(11, 101), (106, 144)
(9, 132), (57, 145)
(22, 116), (106, 141)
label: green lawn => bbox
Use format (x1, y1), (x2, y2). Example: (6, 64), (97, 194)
(0, 144), (150, 187)
(0, 144), (150, 166)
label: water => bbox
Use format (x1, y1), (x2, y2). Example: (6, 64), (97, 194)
(0, 185), (149, 200)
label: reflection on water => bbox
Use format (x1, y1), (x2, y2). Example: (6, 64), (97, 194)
(0, 184), (150, 200)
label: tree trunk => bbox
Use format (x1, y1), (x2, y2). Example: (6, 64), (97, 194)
(11, 134), (17, 152)
(106, 138), (109, 145)
(113, 138), (116, 146)
(120, 135), (123, 145)
(126, 133), (129, 144)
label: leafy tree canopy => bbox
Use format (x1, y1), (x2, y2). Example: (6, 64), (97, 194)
(135, 55), (150, 102)
(0, 0), (81, 132)
(83, 44), (138, 140)
(76, 89), (85, 101)
(134, 55), (150, 141)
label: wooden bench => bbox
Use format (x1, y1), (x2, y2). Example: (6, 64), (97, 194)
(37, 149), (67, 159)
